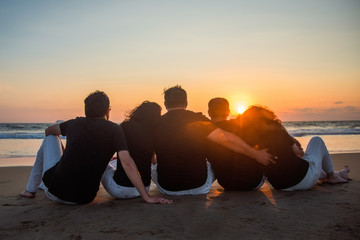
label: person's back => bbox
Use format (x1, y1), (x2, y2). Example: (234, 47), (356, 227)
(100, 101), (166, 199)
(152, 86), (275, 195)
(206, 98), (263, 191)
(154, 109), (214, 191)
(207, 120), (264, 190)
(43, 117), (127, 204)
(113, 120), (154, 187)
(240, 106), (311, 190)
(255, 128), (309, 189)
(22, 91), (172, 205)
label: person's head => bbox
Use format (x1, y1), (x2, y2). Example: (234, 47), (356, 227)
(238, 105), (282, 147)
(126, 101), (162, 127)
(163, 85), (187, 110)
(84, 90), (110, 119)
(208, 97), (230, 122)
(240, 105), (282, 131)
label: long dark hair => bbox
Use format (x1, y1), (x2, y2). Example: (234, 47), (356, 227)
(125, 101), (162, 128)
(238, 105), (283, 147)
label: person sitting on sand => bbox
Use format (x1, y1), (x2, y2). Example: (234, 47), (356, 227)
(239, 106), (350, 191)
(151, 85), (275, 196)
(206, 98), (264, 191)
(101, 101), (161, 198)
(20, 91), (172, 205)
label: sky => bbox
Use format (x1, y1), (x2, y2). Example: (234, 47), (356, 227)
(0, 0), (359, 123)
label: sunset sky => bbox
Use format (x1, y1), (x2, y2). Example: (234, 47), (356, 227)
(1, 1), (359, 123)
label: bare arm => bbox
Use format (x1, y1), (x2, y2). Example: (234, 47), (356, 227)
(151, 152), (157, 165)
(207, 128), (276, 166)
(45, 124), (61, 136)
(278, 125), (304, 157)
(291, 137), (304, 158)
(118, 150), (172, 204)
(45, 124), (64, 151)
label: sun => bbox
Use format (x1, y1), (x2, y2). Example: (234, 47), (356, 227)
(236, 105), (246, 114)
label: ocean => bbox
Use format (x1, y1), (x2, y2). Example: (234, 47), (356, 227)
(0, 121), (359, 166)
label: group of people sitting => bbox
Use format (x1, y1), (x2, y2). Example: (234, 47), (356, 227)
(20, 85), (350, 205)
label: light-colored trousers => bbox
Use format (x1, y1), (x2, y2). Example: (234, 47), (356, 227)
(26, 135), (75, 204)
(151, 161), (216, 196)
(283, 136), (334, 191)
(101, 160), (150, 199)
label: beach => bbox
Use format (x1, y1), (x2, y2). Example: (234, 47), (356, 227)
(0, 153), (359, 240)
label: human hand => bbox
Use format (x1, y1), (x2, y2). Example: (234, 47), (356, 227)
(292, 143), (304, 158)
(144, 196), (173, 204)
(254, 148), (277, 166)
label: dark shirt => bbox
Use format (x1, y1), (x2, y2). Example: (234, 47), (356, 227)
(153, 109), (216, 191)
(113, 120), (154, 187)
(207, 120), (264, 190)
(43, 117), (128, 204)
(260, 130), (309, 189)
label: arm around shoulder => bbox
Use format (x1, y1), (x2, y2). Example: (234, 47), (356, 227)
(207, 128), (276, 166)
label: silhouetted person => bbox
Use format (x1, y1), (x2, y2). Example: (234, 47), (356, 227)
(240, 106), (350, 190)
(21, 91), (172, 204)
(101, 101), (162, 198)
(152, 85), (274, 196)
(207, 97), (264, 191)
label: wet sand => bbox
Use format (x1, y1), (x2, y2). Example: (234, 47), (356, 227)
(0, 153), (359, 240)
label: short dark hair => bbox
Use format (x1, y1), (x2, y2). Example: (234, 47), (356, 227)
(208, 97), (229, 118)
(84, 90), (110, 118)
(163, 85), (187, 108)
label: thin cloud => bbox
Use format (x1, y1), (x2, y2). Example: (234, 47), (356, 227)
(344, 106), (356, 112)
(334, 101), (343, 105)
(291, 106), (359, 114)
(323, 108), (338, 113)
(293, 108), (314, 113)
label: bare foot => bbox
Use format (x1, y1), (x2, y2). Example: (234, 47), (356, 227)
(335, 166), (350, 180)
(20, 190), (36, 198)
(327, 173), (348, 184)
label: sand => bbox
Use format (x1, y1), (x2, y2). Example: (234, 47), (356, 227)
(0, 153), (360, 240)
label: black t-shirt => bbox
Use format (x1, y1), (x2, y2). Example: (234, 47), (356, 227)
(153, 109), (217, 191)
(42, 117), (128, 204)
(113, 120), (154, 187)
(260, 130), (309, 189)
(207, 120), (264, 191)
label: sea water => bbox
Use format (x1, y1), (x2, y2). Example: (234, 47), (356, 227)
(283, 121), (360, 154)
(0, 121), (359, 166)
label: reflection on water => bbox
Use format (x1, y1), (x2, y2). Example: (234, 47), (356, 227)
(259, 182), (278, 208)
(206, 183), (224, 208)
(205, 181), (279, 209)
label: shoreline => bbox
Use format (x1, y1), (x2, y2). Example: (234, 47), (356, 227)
(0, 153), (359, 239)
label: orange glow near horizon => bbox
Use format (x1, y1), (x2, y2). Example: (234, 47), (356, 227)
(226, 94), (253, 117)
(0, 2), (359, 122)
(236, 105), (247, 114)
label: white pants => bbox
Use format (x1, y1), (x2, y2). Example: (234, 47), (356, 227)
(26, 135), (76, 204)
(254, 176), (266, 190)
(151, 161), (216, 196)
(101, 160), (150, 199)
(282, 136), (334, 191)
